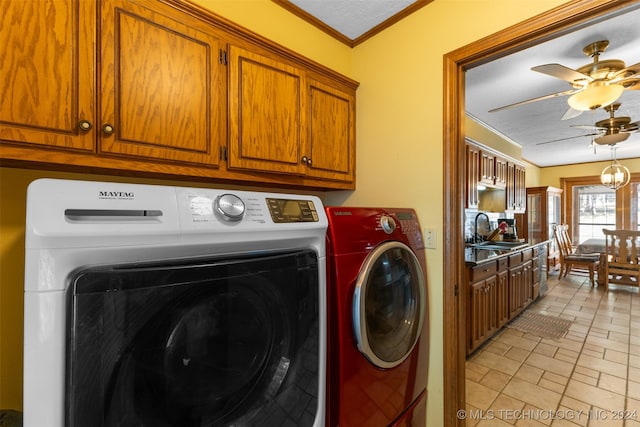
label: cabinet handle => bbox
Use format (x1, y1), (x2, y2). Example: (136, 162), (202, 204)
(102, 124), (115, 135)
(78, 120), (92, 131)
(301, 156), (312, 165)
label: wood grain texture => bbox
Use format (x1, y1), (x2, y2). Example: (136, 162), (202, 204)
(0, 0), (95, 150)
(99, 0), (223, 166)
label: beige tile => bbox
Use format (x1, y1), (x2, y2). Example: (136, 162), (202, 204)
(534, 342), (558, 357)
(604, 348), (629, 365)
(542, 371), (569, 387)
(628, 380), (640, 401)
(514, 364), (544, 385)
(473, 351), (522, 376)
(506, 346), (533, 363)
(466, 379), (499, 410)
(502, 377), (562, 411)
(526, 352), (575, 377)
(563, 379), (625, 411)
(498, 331), (540, 352)
(598, 373), (627, 396)
(467, 361), (490, 382)
(539, 377), (566, 394)
(577, 353), (628, 379)
(481, 369), (512, 392)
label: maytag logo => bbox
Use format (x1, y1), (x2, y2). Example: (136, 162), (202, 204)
(98, 190), (134, 200)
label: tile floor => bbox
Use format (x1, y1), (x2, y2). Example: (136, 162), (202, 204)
(465, 271), (640, 426)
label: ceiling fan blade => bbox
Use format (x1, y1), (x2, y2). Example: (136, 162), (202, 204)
(532, 63), (592, 84)
(561, 107), (583, 120)
(570, 124), (606, 130)
(489, 88), (579, 113)
(535, 132), (601, 145)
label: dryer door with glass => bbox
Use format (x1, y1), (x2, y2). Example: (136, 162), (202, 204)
(352, 241), (426, 369)
(66, 250), (320, 427)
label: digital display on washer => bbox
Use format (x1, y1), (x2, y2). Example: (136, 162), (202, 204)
(266, 198), (319, 223)
(395, 212), (414, 220)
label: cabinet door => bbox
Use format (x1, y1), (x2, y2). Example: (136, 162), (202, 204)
(466, 144), (480, 208)
(479, 151), (495, 185)
(227, 45), (306, 175)
(468, 280), (489, 353)
(304, 78), (355, 182)
(496, 270), (509, 327)
(509, 264), (525, 317)
(1, 0), (96, 151)
(514, 164), (527, 212)
(494, 156), (508, 188)
(100, 0), (224, 166)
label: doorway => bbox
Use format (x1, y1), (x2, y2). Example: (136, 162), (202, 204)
(442, 1), (636, 425)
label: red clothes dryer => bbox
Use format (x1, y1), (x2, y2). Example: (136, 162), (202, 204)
(325, 207), (429, 427)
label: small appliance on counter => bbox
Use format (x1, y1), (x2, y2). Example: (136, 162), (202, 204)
(497, 218), (519, 240)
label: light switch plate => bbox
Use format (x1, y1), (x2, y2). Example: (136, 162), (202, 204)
(424, 228), (436, 249)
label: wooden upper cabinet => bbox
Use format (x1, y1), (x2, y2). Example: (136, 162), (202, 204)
(305, 78), (355, 182)
(0, 0), (96, 151)
(494, 156), (508, 189)
(99, 0), (224, 167)
(227, 45), (306, 175)
(466, 143), (480, 208)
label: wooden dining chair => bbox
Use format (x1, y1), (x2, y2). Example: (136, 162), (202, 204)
(553, 224), (599, 286)
(602, 229), (640, 291)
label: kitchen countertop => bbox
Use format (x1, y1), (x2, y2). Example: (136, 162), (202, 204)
(465, 239), (551, 266)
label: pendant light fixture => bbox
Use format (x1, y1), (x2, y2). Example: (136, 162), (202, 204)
(600, 146), (630, 190)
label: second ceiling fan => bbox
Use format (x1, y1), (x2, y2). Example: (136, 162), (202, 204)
(490, 40), (640, 118)
(536, 103), (639, 146)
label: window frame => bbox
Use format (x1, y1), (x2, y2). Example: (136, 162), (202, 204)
(561, 172), (640, 243)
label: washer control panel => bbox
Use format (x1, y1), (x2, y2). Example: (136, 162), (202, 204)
(266, 198), (319, 223)
(379, 215), (397, 234)
(214, 194), (245, 221)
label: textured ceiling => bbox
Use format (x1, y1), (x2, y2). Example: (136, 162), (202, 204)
(288, 0), (417, 40)
(277, 2), (640, 167)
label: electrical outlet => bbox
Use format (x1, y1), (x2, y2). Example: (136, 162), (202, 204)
(424, 228), (436, 249)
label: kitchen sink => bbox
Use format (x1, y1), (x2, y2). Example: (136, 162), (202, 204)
(469, 241), (529, 251)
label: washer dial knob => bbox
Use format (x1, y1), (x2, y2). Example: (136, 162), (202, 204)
(214, 194), (245, 221)
(380, 215), (396, 234)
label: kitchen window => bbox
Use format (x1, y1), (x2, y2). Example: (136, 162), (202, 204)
(563, 174), (640, 244)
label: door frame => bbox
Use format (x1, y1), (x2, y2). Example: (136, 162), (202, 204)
(442, 1), (638, 425)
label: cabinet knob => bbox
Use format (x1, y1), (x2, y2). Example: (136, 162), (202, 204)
(78, 120), (92, 131)
(102, 124), (115, 135)
(301, 156), (312, 165)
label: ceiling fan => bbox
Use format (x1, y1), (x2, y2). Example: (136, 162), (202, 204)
(536, 103), (639, 146)
(490, 40), (640, 117)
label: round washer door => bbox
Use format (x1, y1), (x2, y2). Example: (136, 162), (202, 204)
(353, 241), (426, 369)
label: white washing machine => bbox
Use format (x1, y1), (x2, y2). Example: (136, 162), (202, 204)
(23, 178), (327, 427)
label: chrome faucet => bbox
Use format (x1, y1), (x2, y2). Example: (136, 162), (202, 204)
(474, 212), (490, 243)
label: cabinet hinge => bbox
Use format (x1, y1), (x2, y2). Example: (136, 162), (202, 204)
(219, 49), (228, 65)
(220, 146), (227, 161)
(454, 284), (459, 296)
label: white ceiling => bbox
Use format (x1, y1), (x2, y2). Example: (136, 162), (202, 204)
(288, 0), (417, 40)
(282, 1), (640, 167)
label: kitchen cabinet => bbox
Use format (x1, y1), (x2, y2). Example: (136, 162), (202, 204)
(465, 140), (526, 212)
(506, 162), (526, 212)
(0, 0), (358, 190)
(466, 245), (539, 354)
(466, 143), (480, 208)
(227, 47), (355, 182)
(467, 261), (499, 352)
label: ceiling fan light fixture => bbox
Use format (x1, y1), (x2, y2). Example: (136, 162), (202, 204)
(567, 82), (624, 111)
(594, 132), (630, 145)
